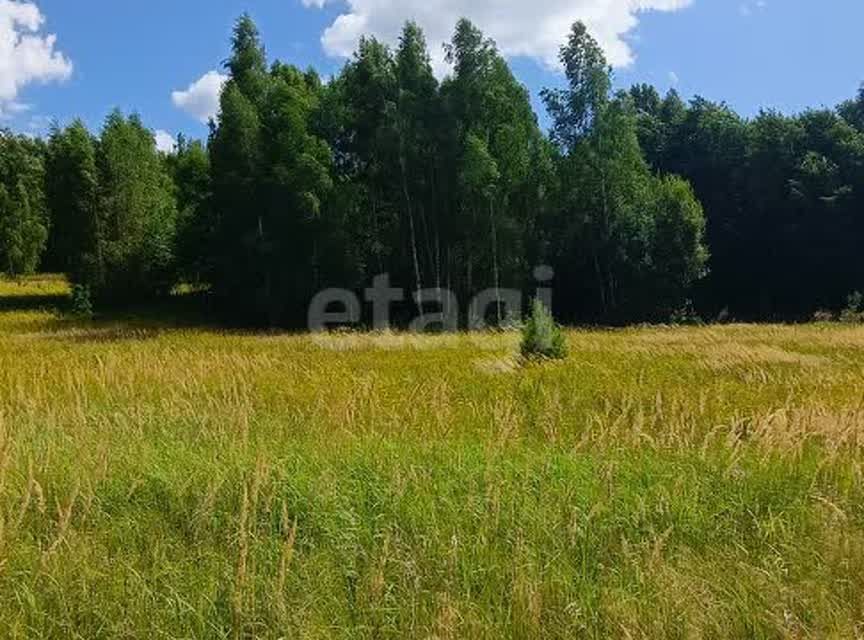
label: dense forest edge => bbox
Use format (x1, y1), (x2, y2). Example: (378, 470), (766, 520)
(1, 15), (864, 328)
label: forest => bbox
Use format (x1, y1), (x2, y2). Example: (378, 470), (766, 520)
(1, 14), (863, 326)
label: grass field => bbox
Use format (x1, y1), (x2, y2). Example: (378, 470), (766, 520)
(2, 276), (864, 638)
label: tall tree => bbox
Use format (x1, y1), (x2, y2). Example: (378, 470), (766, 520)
(395, 22), (440, 307)
(328, 36), (400, 287)
(209, 16), (267, 317)
(88, 112), (178, 301)
(544, 23), (707, 321)
(45, 120), (99, 278)
(166, 135), (213, 284)
(226, 13), (268, 104)
(648, 175), (708, 314)
(209, 14), (332, 325)
(542, 22), (610, 152)
(441, 19), (547, 316)
(0, 131), (48, 277)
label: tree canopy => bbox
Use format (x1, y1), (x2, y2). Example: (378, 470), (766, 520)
(3, 16), (863, 326)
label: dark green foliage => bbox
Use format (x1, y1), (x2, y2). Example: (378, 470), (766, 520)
(209, 15), (332, 325)
(542, 22), (611, 151)
(90, 112), (178, 303)
(521, 298), (568, 359)
(649, 175), (709, 314)
(543, 23), (709, 323)
(669, 300), (704, 326)
(839, 85), (864, 133)
(165, 135), (213, 284)
(44, 115), (178, 305)
(5, 15), (863, 326)
(45, 120), (99, 277)
(0, 131), (48, 277)
(440, 19), (550, 315)
(840, 291), (864, 324)
(69, 283), (93, 317)
(634, 87), (864, 319)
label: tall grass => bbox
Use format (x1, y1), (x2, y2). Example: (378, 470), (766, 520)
(1, 276), (864, 638)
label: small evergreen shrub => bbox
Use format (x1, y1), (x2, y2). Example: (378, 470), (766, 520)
(840, 291), (864, 324)
(70, 284), (93, 318)
(521, 299), (568, 360)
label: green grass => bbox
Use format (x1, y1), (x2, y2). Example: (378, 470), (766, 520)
(2, 276), (864, 638)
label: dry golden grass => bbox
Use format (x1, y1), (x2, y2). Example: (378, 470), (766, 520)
(2, 276), (864, 638)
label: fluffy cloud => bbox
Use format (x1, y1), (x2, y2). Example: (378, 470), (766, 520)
(154, 130), (176, 154)
(171, 70), (228, 124)
(0, 0), (72, 110)
(302, 0), (693, 74)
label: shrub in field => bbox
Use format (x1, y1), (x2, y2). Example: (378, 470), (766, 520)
(840, 291), (864, 323)
(69, 283), (93, 318)
(521, 298), (567, 360)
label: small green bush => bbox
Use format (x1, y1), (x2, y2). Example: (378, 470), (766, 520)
(840, 291), (864, 324)
(521, 298), (568, 360)
(70, 283), (93, 318)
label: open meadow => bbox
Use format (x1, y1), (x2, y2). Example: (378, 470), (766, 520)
(1, 276), (864, 638)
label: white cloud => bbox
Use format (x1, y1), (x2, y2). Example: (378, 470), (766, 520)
(0, 0), (72, 110)
(668, 70), (679, 86)
(302, 0), (694, 75)
(739, 0), (766, 17)
(154, 129), (176, 154)
(171, 70), (227, 124)
(0, 98), (28, 119)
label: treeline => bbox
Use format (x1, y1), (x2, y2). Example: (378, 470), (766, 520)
(1, 15), (863, 325)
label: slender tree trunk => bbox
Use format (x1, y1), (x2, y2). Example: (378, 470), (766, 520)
(598, 165), (612, 316)
(371, 194), (384, 275)
(399, 134), (423, 310)
(594, 252), (607, 314)
(420, 202), (435, 287)
(445, 247), (452, 322)
(431, 163), (442, 296)
(466, 204), (474, 305)
(489, 196), (502, 324)
(435, 232), (442, 295)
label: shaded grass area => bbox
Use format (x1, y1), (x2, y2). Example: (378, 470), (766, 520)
(0, 275), (69, 313)
(2, 276), (864, 638)
(0, 275), (216, 335)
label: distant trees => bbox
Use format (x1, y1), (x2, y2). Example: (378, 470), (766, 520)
(0, 131), (48, 277)
(321, 18), (549, 324)
(632, 83), (864, 319)
(2, 14), (863, 325)
(544, 24), (708, 321)
(45, 112), (178, 303)
(442, 19), (550, 321)
(839, 85), (864, 133)
(209, 15), (333, 325)
(91, 112), (178, 302)
(45, 120), (98, 276)
(165, 135), (212, 284)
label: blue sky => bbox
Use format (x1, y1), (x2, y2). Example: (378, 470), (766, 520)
(2, 0), (863, 148)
